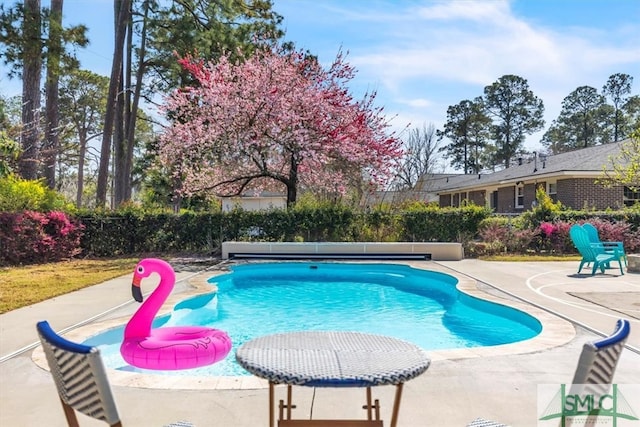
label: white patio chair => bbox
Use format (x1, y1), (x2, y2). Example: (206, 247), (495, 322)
(36, 320), (194, 427)
(467, 318), (631, 427)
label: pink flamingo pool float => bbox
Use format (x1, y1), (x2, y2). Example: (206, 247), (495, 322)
(120, 258), (232, 370)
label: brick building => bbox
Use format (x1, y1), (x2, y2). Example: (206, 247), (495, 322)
(415, 140), (639, 213)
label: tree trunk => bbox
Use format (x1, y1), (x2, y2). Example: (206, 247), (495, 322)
(19, 0), (42, 180)
(43, 0), (63, 189)
(286, 182), (297, 207)
(113, 4), (132, 207)
(123, 0), (150, 203)
(287, 153), (298, 207)
(76, 128), (87, 208)
(463, 133), (469, 174)
(96, 0), (130, 208)
(113, 61), (126, 206)
(504, 133), (511, 168)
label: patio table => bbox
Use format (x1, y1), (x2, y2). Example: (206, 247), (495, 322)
(236, 331), (431, 427)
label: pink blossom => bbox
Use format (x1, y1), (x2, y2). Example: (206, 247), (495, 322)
(540, 222), (555, 237)
(158, 46), (403, 204)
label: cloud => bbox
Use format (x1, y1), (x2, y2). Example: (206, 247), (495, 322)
(320, 0), (638, 143)
(401, 98), (432, 108)
(350, 3), (571, 90)
(278, 0), (639, 149)
(415, 0), (512, 23)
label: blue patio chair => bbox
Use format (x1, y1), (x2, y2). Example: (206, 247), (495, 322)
(582, 222), (627, 267)
(468, 318), (631, 427)
(36, 321), (194, 427)
(569, 224), (624, 275)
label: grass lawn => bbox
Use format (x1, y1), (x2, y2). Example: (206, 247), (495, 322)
(0, 258), (139, 313)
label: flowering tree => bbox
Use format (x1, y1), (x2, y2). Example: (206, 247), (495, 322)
(158, 47), (402, 206)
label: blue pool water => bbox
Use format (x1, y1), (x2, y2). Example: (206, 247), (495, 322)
(85, 262), (541, 376)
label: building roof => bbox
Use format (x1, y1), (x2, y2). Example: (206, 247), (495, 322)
(423, 141), (626, 193)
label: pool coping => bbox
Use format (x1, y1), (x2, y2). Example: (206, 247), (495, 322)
(30, 260), (576, 390)
(222, 241), (464, 261)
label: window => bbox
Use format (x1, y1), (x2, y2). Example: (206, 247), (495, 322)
(623, 186), (640, 207)
(515, 184), (524, 208)
(490, 191), (498, 210)
(547, 182), (557, 202)
(451, 192), (467, 207)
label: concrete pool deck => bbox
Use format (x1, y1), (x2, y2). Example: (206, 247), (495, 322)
(1, 258), (639, 426)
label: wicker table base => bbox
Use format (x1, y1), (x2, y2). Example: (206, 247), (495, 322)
(236, 331), (431, 427)
(272, 382), (391, 427)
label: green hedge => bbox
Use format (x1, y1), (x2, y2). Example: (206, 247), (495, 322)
(76, 205), (492, 257)
(400, 207), (490, 241)
(74, 205), (640, 258)
(78, 212), (219, 256)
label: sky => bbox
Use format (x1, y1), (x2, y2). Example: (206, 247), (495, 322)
(2, 0), (639, 155)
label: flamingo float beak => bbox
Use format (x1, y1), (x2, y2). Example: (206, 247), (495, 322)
(132, 274), (143, 303)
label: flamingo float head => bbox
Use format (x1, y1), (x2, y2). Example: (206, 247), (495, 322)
(131, 262), (147, 303)
(130, 258), (176, 304)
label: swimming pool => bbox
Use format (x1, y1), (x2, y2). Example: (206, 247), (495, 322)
(85, 262), (541, 376)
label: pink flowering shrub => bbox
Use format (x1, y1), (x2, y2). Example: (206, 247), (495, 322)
(539, 222), (554, 238)
(470, 216), (639, 257)
(581, 218), (640, 252)
(535, 221), (574, 253)
(0, 211), (84, 265)
(476, 218), (537, 255)
(507, 228), (538, 252)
